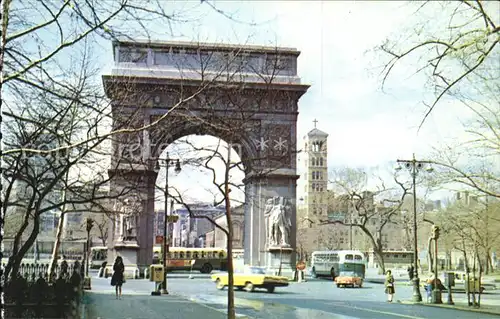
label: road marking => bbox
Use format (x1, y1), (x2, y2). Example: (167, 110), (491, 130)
(333, 304), (425, 319)
(194, 302), (252, 319)
(189, 297), (253, 318)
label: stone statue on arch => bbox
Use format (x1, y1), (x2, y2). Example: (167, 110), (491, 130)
(113, 195), (142, 242)
(264, 196), (292, 248)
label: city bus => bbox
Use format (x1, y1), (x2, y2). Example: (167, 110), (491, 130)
(310, 250), (366, 282)
(333, 250), (366, 288)
(90, 246), (108, 269)
(310, 250), (340, 278)
(153, 247), (227, 274)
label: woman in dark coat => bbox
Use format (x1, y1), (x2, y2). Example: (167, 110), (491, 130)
(385, 270), (395, 302)
(111, 256), (125, 299)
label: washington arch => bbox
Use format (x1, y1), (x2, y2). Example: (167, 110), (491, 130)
(103, 39), (309, 274)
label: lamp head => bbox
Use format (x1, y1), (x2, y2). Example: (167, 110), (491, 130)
(426, 166), (434, 173)
(395, 164), (402, 171)
(174, 159), (181, 174)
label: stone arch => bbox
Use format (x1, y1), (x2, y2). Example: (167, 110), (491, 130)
(150, 119), (258, 175)
(104, 40), (309, 276)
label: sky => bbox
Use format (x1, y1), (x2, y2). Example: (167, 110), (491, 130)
(90, 1), (494, 207)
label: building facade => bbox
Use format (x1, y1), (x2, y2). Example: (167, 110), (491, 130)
(204, 205), (245, 249)
(297, 121), (329, 226)
(160, 203), (225, 248)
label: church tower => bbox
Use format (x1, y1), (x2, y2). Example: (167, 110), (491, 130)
(297, 119), (329, 227)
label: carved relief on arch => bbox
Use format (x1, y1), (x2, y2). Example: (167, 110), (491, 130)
(254, 123), (292, 167)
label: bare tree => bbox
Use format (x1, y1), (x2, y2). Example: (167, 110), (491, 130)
(319, 167), (411, 273)
(1, 0), (269, 158)
(427, 104), (499, 199)
(95, 214), (110, 247)
(376, 1), (499, 129)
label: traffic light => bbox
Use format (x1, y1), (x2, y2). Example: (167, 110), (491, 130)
(86, 218), (95, 232)
(431, 225), (440, 240)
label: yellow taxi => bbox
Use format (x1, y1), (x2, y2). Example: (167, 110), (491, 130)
(211, 266), (289, 293)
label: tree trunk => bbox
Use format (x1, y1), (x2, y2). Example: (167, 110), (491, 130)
(485, 249), (491, 275)
(427, 237), (434, 273)
(4, 210), (32, 281)
(477, 250), (482, 307)
(471, 249), (477, 306)
(225, 146), (235, 319)
(374, 249), (385, 274)
(48, 178), (69, 279)
(464, 249), (471, 306)
(7, 215), (41, 281)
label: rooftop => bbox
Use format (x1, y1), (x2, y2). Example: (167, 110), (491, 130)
(307, 128), (329, 137)
(112, 39), (300, 56)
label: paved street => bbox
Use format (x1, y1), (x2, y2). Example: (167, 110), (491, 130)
(84, 272), (500, 318)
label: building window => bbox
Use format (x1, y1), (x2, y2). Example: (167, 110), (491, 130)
(320, 157), (324, 166)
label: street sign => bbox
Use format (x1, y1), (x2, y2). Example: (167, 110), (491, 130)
(328, 211), (346, 222)
(296, 261), (306, 271)
(155, 235), (163, 244)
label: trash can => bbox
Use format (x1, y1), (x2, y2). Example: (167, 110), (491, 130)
(150, 265), (164, 283)
(465, 278), (480, 293)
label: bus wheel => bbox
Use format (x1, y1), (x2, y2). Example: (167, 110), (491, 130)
(267, 286), (275, 293)
(200, 263), (213, 274)
(215, 279), (225, 290)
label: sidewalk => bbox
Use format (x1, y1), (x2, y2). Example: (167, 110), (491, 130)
(400, 296), (500, 317)
(81, 289), (229, 319)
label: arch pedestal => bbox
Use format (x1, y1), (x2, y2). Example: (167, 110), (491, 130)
(244, 171), (298, 276)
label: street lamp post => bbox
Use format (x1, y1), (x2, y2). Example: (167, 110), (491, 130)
(155, 153), (181, 295)
(396, 153), (433, 303)
(85, 218), (94, 277)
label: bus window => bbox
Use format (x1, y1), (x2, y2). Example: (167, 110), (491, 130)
(173, 252), (179, 259)
(219, 252), (225, 259)
(201, 251), (206, 259)
(167, 252), (172, 259)
(193, 251), (199, 259)
(185, 252), (191, 260)
(345, 254), (353, 260)
(354, 255), (363, 261)
(179, 252), (185, 259)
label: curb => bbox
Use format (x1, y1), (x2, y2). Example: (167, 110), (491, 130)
(399, 300), (500, 316)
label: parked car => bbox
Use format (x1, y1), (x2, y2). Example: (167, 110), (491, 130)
(211, 266), (289, 293)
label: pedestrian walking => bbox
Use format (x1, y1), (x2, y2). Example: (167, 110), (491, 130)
(111, 256), (125, 299)
(407, 264), (414, 281)
(385, 270), (395, 302)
